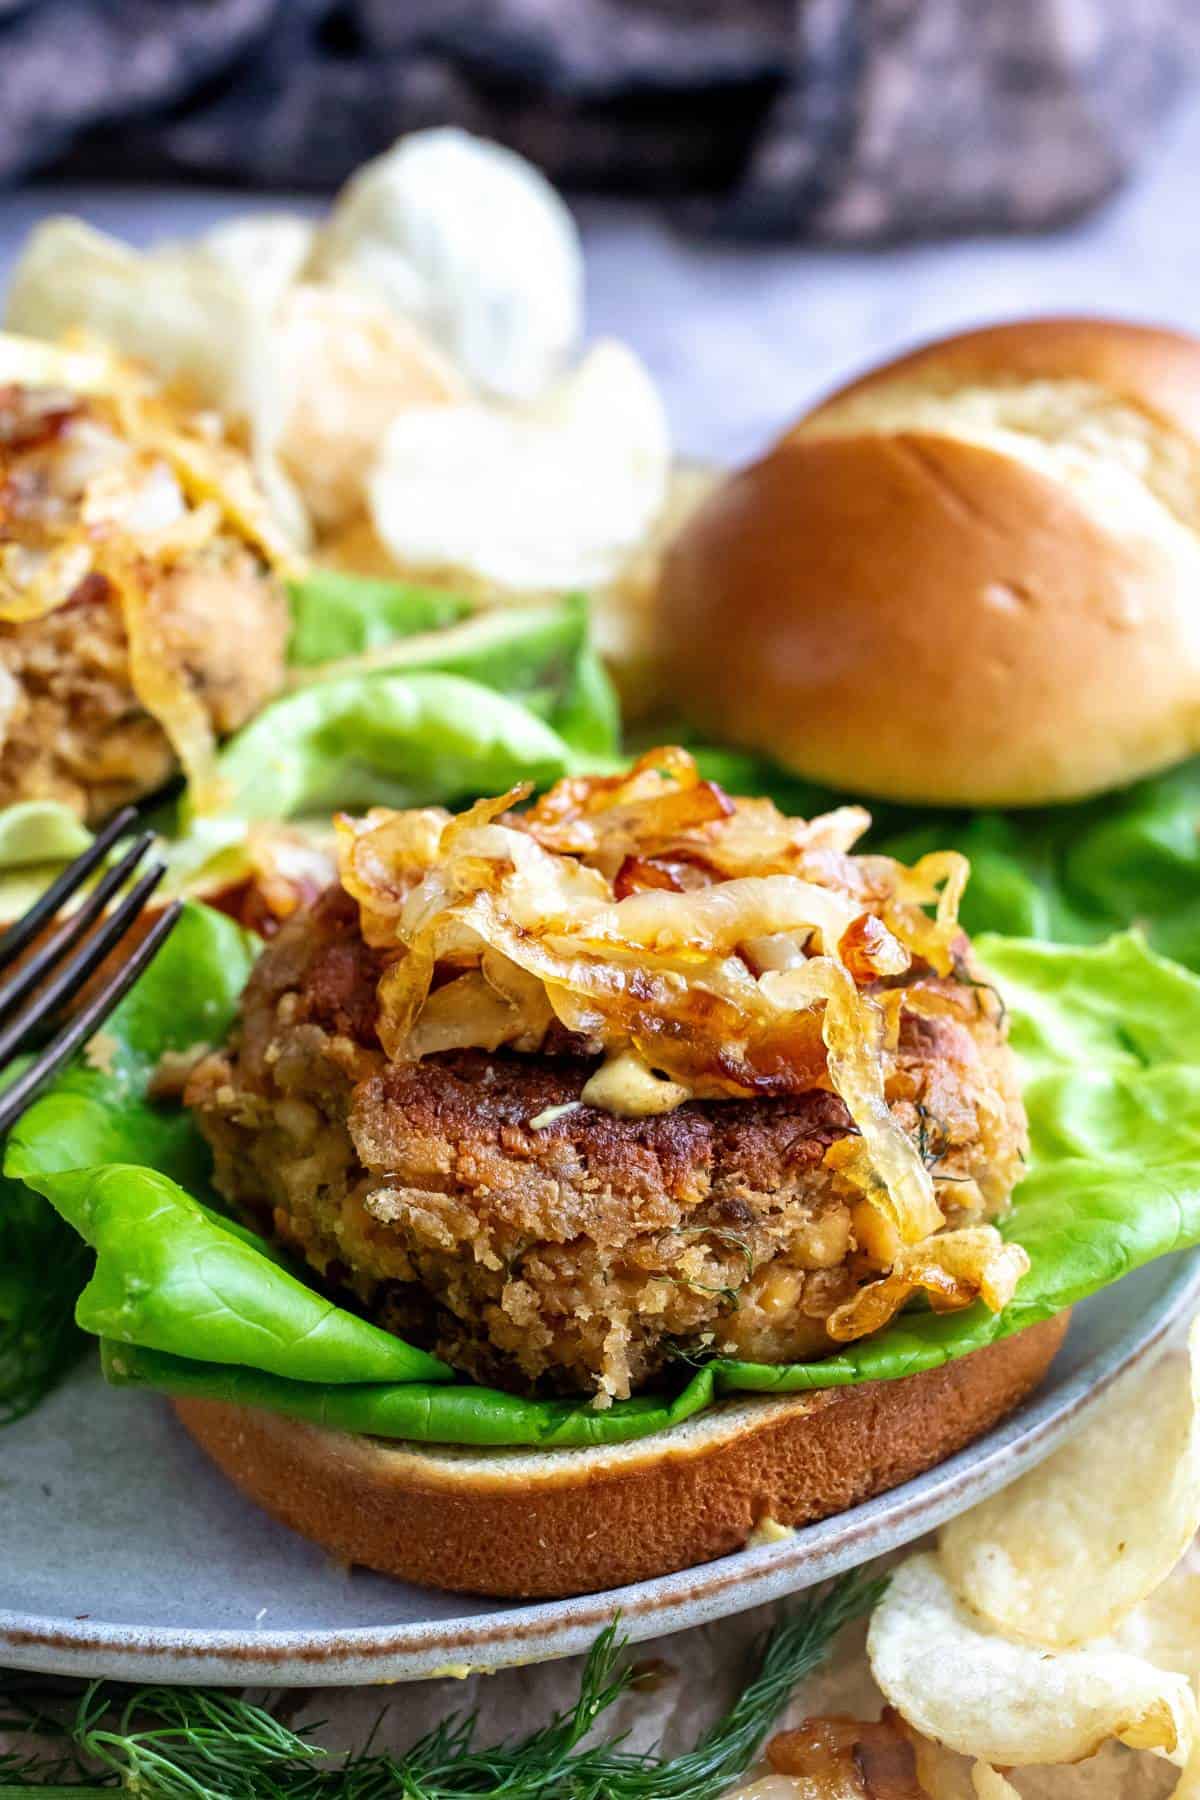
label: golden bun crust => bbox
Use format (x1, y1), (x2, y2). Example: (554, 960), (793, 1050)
(659, 317), (1200, 807)
(804, 316), (1200, 439)
(172, 1311), (1067, 1598)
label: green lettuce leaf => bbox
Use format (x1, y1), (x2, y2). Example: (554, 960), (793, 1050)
(8, 908), (1200, 1445)
(287, 568), (471, 666)
(206, 670), (583, 822)
(25, 1163), (449, 1384)
(288, 597), (621, 761)
(192, 597), (621, 828)
(0, 1140), (91, 1424)
(99, 1341), (721, 1449)
(0, 800), (91, 870)
(0, 801), (94, 923)
(4, 903), (448, 1387)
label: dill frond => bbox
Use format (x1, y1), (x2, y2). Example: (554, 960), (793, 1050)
(0, 1572), (884, 1798)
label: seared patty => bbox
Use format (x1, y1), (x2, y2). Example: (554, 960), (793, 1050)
(186, 886), (1027, 1401)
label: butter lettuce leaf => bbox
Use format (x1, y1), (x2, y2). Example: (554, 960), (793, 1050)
(198, 596), (621, 827)
(20, 1162), (450, 1385)
(4, 903), (449, 1388)
(8, 910), (1200, 1444)
(0, 800), (94, 923)
(0, 800), (91, 870)
(287, 568), (471, 666)
(301, 598), (617, 746)
(208, 670), (583, 822)
(287, 574), (621, 761)
(0, 1167), (91, 1424)
(100, 1340), (721, 1448)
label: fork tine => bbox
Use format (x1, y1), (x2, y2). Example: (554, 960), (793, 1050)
(0, 805), (139, 975)
(0, 859), (167, 1070)
(0, 901), (183, 1137)
(0, 830), (157, 1026)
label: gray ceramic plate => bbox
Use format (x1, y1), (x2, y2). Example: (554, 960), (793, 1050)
(3, 1249), (1199, 1687)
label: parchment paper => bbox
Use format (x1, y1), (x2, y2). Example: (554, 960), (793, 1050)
(263, 1539), (1180, 1798)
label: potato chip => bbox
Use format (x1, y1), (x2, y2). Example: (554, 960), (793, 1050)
(367, 339), (670, 592)
(970, 1767), (1019, 1800)
(5, 218), (258, 419)
(200, 214), (316, 311)
(314, 127), (582, 400)
(940, 1321), (1200, 1649)
(2, 217), (311, 548)
(867, 1553), (1197, 1767)
(272, 284), (466, 533)
(1109, 1562), (1200, 1682)
(1176, 1740), (1200, 1800)
(0, 327), (118, 396)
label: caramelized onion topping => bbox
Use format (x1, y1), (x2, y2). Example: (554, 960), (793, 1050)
(0, 351), (300, 801)
(332, 751), (1012, 1285)
(766, 1711), (928, 1799)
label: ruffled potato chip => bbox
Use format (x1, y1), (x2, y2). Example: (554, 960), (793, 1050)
(5, 218), (259, 421)
(200, 214), (316, 310)
(367, 339), (670, 592)
(867, 1554), (1197, 1768)
(313, 127), (582, 400)
(940, 1321), (1200, 1649)
(2, 216), (311, 547)
(1177, 1742), (1200, 1800)
(272, 284), (466, 533)
(1111, 1565), (1200, 1682)
(0, 327), (118, 396)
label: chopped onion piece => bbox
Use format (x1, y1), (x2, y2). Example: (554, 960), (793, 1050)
(0, 539), (93, 621)
(826, 1227), (1029, 1340)
(762, 959), (942, 1243)
(101, 548), (226, 817)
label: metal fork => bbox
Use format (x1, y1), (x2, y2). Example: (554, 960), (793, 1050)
(0, 805), (183, 1134)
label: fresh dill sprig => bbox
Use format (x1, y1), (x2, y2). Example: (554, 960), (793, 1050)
(0, 1183), (91, 1427)
(669, 1227), (757, 1312)
(660, 1338), (717, 1369)
(0, 1682), (317, 1799)
(0, 1572), (884, 1798)
(950, 953), (1008, 1030)
(912, 1104), (971, 1186)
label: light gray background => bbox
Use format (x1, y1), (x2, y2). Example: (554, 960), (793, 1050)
(2, 88), (1200, 467)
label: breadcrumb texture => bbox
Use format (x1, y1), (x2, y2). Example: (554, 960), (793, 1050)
(187, 885), (1027, 1402)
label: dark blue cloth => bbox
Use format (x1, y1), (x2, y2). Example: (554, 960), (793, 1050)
(2, 0), (1199, 240)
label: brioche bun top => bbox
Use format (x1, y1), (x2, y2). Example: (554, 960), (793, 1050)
(658, 317), (1200, 807)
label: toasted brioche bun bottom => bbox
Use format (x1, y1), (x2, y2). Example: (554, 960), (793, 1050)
(173, 1310), (1068, 1598)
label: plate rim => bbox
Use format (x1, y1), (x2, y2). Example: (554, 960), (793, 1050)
(5, 1249), (1200, 1686)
